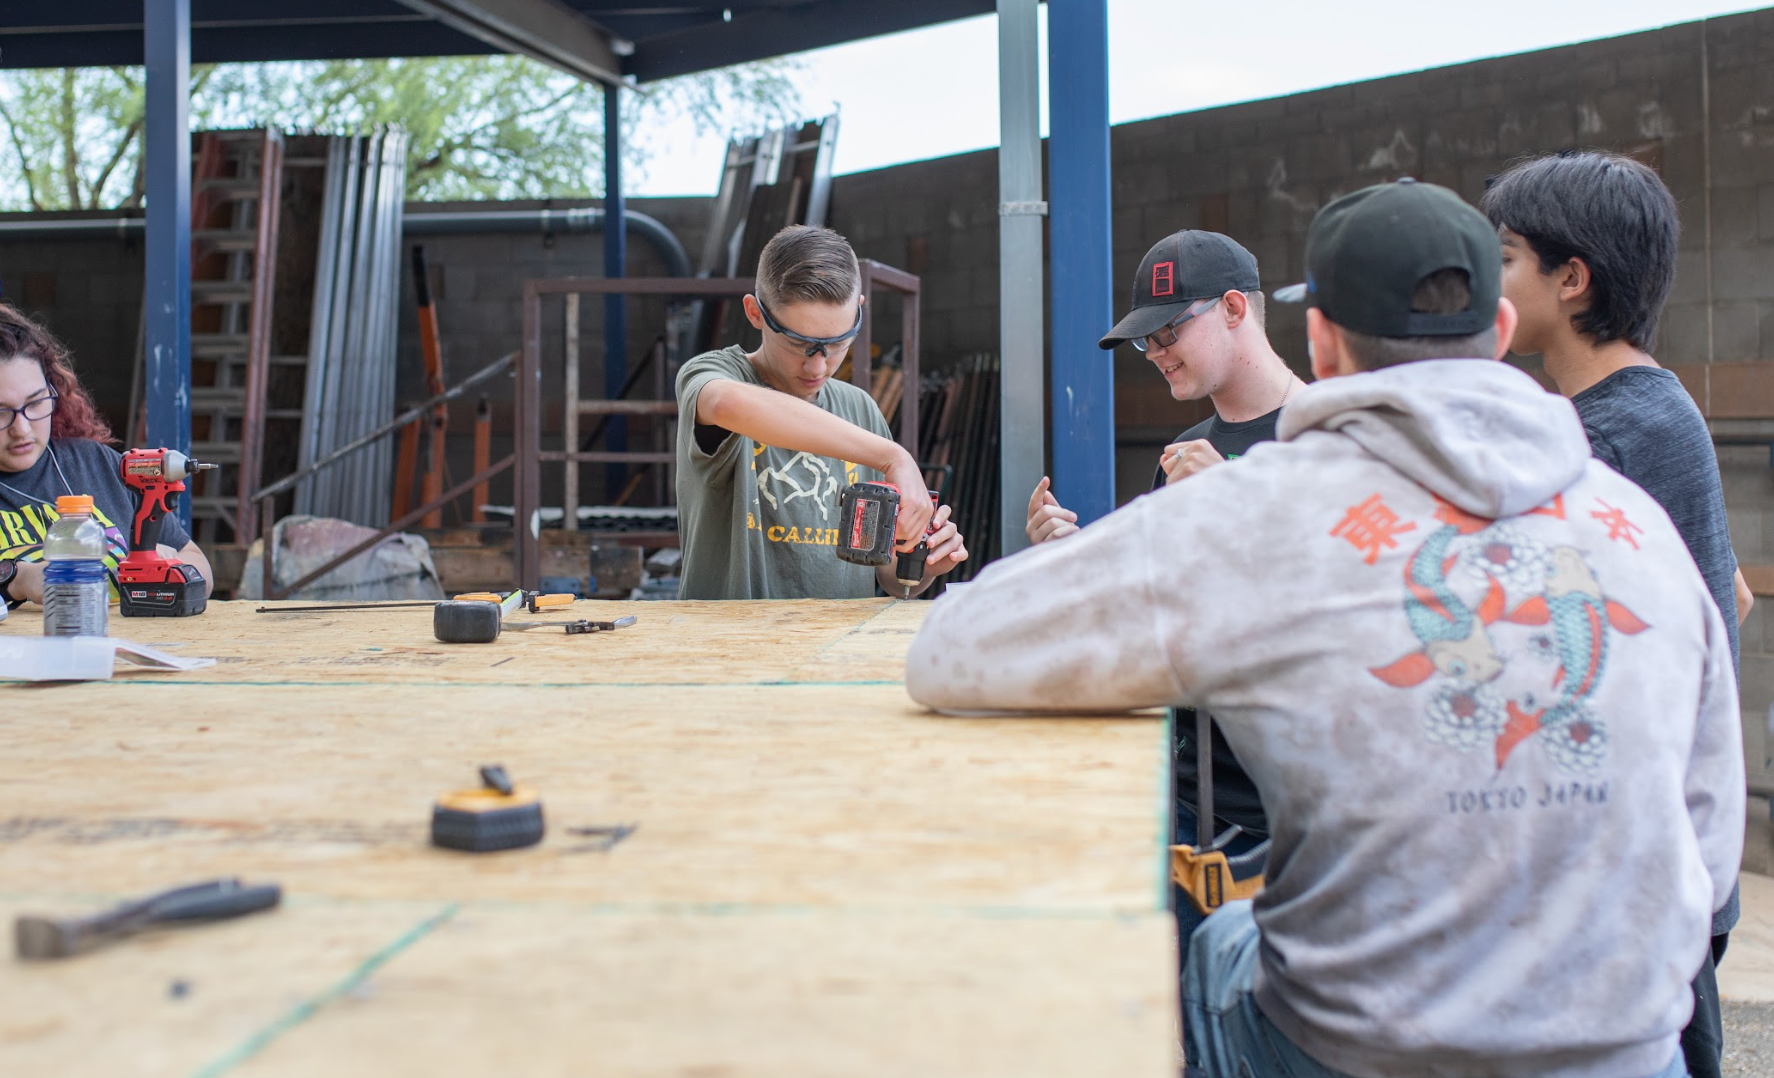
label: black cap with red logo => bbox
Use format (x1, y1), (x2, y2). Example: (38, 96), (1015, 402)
(1098, 230), (1261, 350)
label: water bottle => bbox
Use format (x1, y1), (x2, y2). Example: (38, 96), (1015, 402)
(43, 494), (109, 637)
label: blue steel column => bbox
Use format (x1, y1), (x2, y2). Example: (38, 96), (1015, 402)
(1046, 0), (1115, 525)
(603, 84), (628, 493)
(145, 0), (193, 529)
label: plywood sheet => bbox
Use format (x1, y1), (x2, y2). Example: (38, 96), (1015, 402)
(0, 684), (1165, 911)
(3, 898), (1174, 1078)
(229, 907), (1177, 1078)
(0, 598), (1174, 1076)
(0, 599), (912, 687)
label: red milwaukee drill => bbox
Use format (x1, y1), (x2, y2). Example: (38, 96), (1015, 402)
(116, 448), (217, 618)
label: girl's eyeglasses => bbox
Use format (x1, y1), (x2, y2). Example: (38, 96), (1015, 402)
(0, 386), (57, 428)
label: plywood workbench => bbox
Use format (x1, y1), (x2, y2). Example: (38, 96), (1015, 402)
(0, 599), (1174, 1077)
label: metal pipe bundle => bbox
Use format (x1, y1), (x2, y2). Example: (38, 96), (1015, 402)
(295, 128), (410, 526)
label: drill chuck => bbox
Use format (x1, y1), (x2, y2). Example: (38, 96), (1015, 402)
(161, 450), (219, 484)
(894, 543), (927, 588)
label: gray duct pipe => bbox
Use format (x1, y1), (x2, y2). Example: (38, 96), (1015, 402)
(404, 207), (691, 277)
(0, 206), (693, 278)
(0, 218), (146, 240)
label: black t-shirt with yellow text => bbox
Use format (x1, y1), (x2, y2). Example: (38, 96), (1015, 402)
(0, 438), (192, 594)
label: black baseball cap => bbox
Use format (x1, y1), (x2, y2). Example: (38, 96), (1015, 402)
(1098, 230), (1260, 349)
(1273, 178), (1499, 337)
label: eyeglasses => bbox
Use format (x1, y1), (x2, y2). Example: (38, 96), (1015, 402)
(0, 387), (56, 428)
(1130, 298), (1219, 353)
(757, 298), (864, 358)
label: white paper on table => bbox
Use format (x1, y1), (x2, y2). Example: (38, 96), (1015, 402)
(111, 639), (217, 671)
(0, 636), (217, 681)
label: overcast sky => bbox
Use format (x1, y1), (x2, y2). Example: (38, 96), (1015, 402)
(627, 0), (1766, 195)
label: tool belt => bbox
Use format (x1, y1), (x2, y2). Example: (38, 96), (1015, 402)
(1169, 708), (1270, 916)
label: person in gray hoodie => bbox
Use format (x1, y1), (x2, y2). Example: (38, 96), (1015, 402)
(905, 179), (1743, 1078)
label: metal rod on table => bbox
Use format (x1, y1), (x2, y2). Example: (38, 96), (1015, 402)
(257, 601), (440, 613)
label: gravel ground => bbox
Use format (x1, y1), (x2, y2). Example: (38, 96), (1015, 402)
(1725, 1002), (1774, 1076)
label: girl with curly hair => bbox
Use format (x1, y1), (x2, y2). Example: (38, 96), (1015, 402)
(0, 303), (212, 606)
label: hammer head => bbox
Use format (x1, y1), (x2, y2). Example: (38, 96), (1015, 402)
(15, 915), (85, 960)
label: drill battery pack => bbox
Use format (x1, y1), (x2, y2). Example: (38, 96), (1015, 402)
(117, 565), (208, 618)
(836, 481), (899, 566)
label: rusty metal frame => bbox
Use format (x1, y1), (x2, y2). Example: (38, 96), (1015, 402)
(853, 258), (921, 455)
(516, 267), (922, 589)
(253, 351), (515, 599)
(237, 128), (284, 541)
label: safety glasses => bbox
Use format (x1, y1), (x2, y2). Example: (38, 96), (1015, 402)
(757, 298), (864, 358)
(1130, 297), (1219, 353)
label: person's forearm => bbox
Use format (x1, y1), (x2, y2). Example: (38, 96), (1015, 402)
(700, 380), (908, 474)
(180, 541), (216, 598)
(1735, 567), (1754, 626)
(1688, 614), (1747, 914)
(11, 560), (43, 604)
(905, 499), (1183, 712)
(877, 562), (910, 597)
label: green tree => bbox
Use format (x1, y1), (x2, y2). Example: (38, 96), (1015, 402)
(0, 55), (802, 210)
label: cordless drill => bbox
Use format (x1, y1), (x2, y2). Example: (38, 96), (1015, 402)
(835, 481), (938, 597)
(116, 448), (217, 618)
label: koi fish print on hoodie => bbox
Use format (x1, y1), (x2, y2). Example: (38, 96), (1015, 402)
(905, 359), (1742, 1078)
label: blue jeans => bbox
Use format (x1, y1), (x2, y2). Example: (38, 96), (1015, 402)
(1182, 901), (1688, 1078)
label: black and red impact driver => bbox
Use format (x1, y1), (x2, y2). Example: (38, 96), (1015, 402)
(116, 448), (218, 618)
(836, 481), (939, 598)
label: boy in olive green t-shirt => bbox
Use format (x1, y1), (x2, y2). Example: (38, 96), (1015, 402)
(673, 225), (967, 600)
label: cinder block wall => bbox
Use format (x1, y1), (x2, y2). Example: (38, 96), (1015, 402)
(0, 215), (146, 436)
(823, 11), (1774, 785)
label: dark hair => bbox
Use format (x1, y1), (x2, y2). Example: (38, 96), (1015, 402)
(1242, 290), (1266, 328)
(1480, 151), (1678, 349)
(0, 302), (112, 442)
(756, 225), (860, 310)
(1340, 269), (1497, 369)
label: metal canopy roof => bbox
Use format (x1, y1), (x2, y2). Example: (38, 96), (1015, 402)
(2, 0), (996, 84)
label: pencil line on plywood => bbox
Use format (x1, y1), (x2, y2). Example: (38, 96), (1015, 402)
(183, 902), (459, 1078)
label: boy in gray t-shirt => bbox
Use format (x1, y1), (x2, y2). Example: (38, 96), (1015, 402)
(674, 226), (967, 600)
(1487, 150), (1750, 1078)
